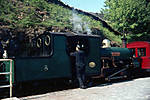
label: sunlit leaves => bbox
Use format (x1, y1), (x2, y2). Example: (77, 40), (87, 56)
(102, 0), (150, 35)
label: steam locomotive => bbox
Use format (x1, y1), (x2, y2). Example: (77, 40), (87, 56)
(0, 32), (140, 96)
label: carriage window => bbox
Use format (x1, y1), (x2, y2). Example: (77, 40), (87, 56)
(22, 35), (52, 57)
(31, 35), (52, 57)
(7, 34), (53, 58)
(138, 48), (146, 57)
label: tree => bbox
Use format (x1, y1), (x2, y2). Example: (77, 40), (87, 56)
(102, 0), (150, 35)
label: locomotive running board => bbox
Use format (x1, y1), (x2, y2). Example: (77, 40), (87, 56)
(106, 67), (128, 81)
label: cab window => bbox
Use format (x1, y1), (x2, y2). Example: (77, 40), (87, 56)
(138, 48), (146, 57)
(130, 48), (136, 57)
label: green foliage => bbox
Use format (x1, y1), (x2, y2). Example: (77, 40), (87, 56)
(0, 0), (72, 28)
(102, 0), (150, 37)
(0, 0), (122, 44)
(102, 28), (122, 44)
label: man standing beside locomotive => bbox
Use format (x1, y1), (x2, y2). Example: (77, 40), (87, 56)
(70, 44), (87, 89)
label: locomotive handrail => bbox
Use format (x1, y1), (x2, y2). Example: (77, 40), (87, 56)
(0, 59), (13, 98)
(0, 85), (11, 88)
(0, 59), (13, 61)
(0, 72), (11, 75)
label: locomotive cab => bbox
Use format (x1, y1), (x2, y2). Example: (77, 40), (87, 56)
(66, 33), (101, 77)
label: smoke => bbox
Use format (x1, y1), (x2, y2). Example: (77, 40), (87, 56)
(72, 10), (83, 33)
(71, 9), (92, 35)
(83, 21), (92, 35)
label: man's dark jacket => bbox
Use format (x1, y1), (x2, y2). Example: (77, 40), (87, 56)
(70, 50), (85, 67)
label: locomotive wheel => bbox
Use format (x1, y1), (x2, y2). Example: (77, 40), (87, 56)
(123, 69), (132, 80)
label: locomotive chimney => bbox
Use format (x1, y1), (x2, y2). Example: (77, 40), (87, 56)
(121, 34), (127, 48)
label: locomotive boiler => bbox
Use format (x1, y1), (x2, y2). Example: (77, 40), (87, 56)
(100, 47), (132, 80)
(99, 39), (140, 81)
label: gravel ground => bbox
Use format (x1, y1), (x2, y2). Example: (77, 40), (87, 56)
(20, 77), (150, 100)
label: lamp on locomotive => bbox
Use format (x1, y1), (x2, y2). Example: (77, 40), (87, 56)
(102, 39), (111, 48)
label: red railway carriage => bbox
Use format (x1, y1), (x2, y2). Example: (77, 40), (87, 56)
(127, 41), (150, 71)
